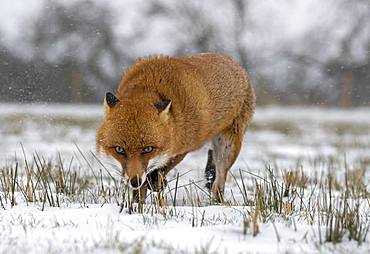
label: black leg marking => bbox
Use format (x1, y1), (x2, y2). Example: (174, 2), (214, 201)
(146, 169), (167, 192)
(205, 149), (216, 191)
(132, 185), (147, 204)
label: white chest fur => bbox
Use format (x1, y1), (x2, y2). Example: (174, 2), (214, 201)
(147, 154), (170, 173)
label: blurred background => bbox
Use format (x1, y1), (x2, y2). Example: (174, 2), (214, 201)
(0, 0), (369, 106)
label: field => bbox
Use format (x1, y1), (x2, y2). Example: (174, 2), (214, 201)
(0, 104), (369, 254)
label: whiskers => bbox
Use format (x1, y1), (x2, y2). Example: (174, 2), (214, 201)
(92, 152), (122, 177)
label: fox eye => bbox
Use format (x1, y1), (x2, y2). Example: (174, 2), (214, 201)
(114, 146), (126, 155)
(142, 146), (154, 154)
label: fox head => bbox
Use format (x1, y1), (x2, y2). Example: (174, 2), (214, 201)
(96, 92), (173, 189)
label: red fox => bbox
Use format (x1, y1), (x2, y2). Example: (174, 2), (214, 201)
(96, 53), (255, 202)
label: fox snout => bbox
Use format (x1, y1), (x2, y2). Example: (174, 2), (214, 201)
(129, 176), (143, 189)
(126, 173), (146, 189)
(125, 159), (147, 189)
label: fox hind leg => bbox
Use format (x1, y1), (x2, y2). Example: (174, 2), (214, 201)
(210, 100), (253, 202)
(211, 128), (243, 203)
(210, 89), (254, 203)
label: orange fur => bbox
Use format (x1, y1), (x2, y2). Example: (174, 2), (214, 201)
(96, 53), (255, 201)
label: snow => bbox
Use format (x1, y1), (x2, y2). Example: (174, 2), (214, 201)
(0, 204), (344, 253)
(1, 203), (369, 253)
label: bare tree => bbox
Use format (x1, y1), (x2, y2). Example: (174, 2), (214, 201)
(28, 0), (140, 102)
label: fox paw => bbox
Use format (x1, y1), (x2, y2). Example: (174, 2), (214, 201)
(146, 170), (167, 192)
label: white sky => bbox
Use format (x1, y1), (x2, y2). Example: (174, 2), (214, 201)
(0, 0), (321, 44)
(0, 0), (366, 63)
(0, 0), (42, 39)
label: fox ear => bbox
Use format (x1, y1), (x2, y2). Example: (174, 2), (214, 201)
(104, 92), (119, 114)
(105, 92), (119, 108)
(154, 99), (171, 122)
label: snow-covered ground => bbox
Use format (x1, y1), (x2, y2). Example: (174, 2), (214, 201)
(3, 203), (369, 254)
(0, 104), (369, 253)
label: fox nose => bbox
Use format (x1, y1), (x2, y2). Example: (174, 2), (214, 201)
(130, 177), (142, 189)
